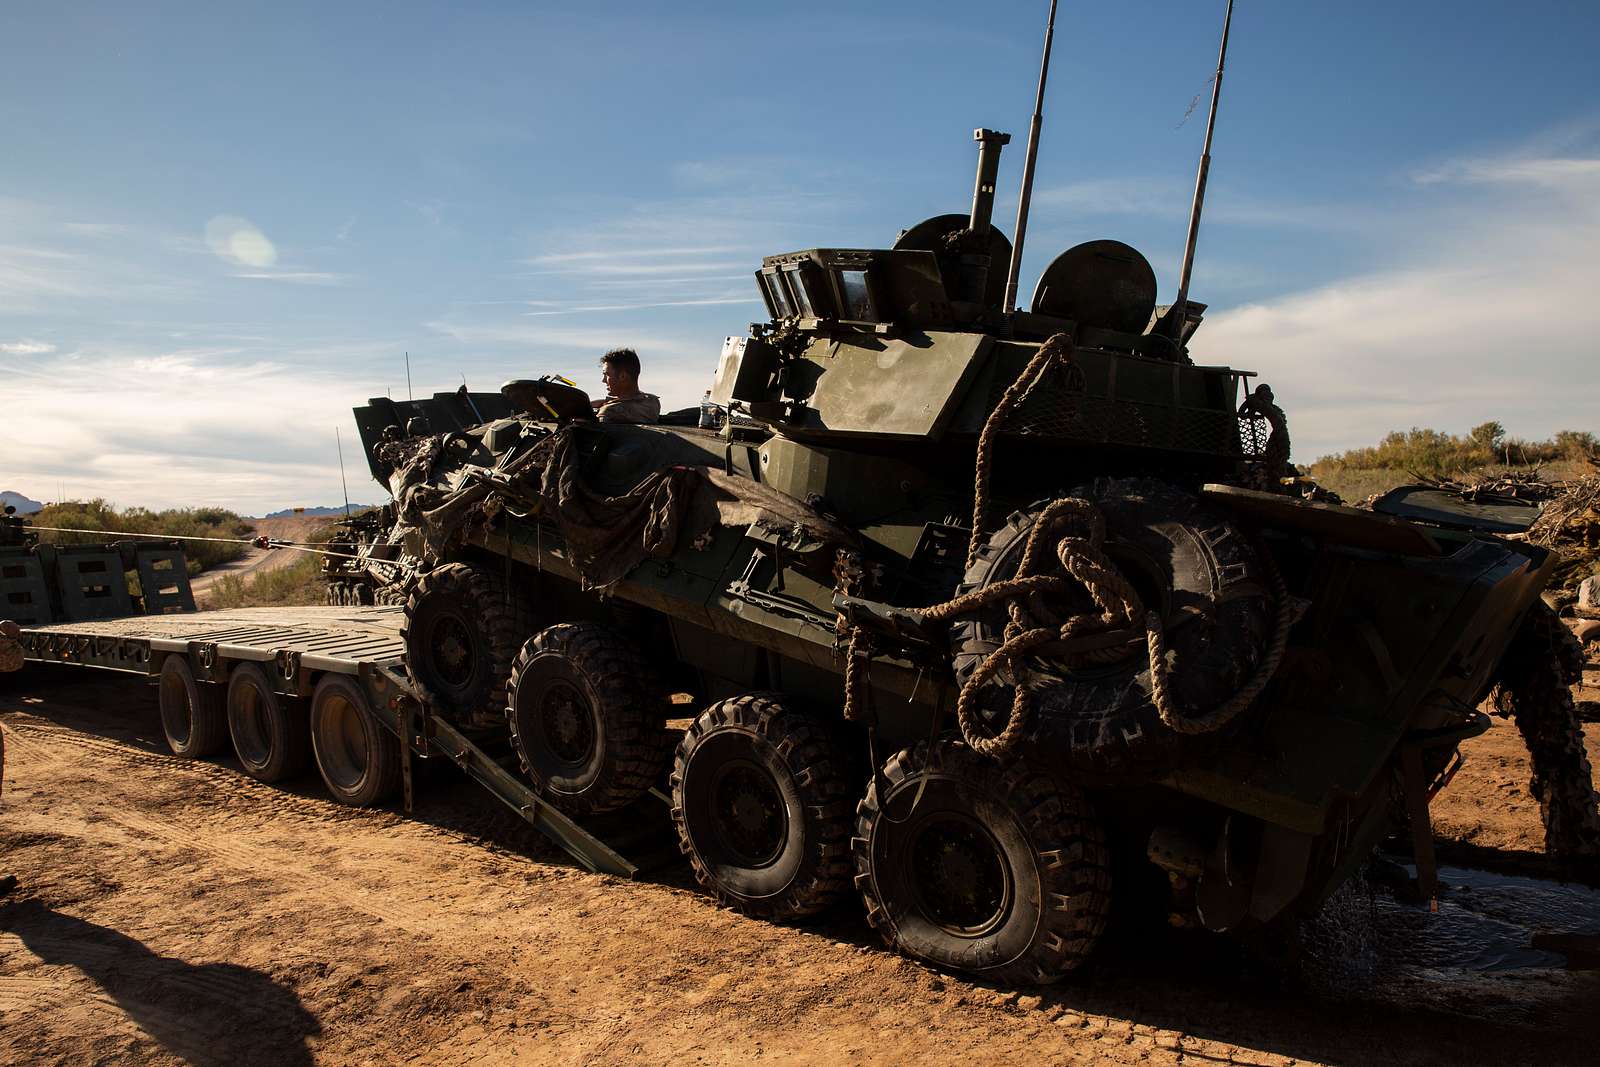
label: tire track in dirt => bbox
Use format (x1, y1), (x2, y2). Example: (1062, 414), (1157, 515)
(1, 713), (576, 867)
(0, 974), (130, 1026)
(0, 715), (557, 941)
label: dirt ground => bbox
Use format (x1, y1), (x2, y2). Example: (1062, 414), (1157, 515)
(1, 668), (1597, 1066)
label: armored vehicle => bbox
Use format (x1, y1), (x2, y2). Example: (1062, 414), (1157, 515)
(343, 132), (1553, 985)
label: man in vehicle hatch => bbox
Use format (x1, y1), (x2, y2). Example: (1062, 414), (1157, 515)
(591, 347), (661, 424)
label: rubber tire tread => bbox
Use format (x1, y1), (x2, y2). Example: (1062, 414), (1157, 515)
(225, 662), (311, 783)
(158, 655), (229, 758)
(948, 477), (1269, 777)
(309, 673), (401, 808)
(402, 562), (534, 727)
(507, 622), (673, 817)
(671, 693), (855, 920)
(853, 739), (1112, 985)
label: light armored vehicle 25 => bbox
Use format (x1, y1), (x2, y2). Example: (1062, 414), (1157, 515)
(348, 132), (1553, 984)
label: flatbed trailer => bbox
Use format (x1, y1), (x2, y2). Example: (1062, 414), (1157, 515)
(9, 605), (667, 878)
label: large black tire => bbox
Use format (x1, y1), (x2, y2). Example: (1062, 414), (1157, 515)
(309, 674), (400, 807)
(226, 663), (310, 783)
(949, 478), (1270, 776)
(158, 655), (228, 758)
(403, 562), (533, 728)
(672, 694), (854, 920)
(507, 623), (673, 816)
(854, 740), (1112, 984)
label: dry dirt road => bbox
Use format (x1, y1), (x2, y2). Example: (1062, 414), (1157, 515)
(1, 668), (1596, 1067)
(189, 517), (332, 607)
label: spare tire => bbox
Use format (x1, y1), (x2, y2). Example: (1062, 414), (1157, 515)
(949, 478), (1270, 776)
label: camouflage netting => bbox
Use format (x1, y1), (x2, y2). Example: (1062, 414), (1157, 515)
(387, 424), (856, 592)
(1492, 602), (1600, 861)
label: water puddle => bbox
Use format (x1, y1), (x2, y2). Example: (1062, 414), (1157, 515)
(1303, 861), (1600, 1023)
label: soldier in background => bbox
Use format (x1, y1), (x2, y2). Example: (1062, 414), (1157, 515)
(591, 348), (661, 424)
(1, 618), (21, 897)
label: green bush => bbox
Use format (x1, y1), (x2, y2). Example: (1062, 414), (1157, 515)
(31, 499), (253, 574)
(207, 552), (328, 608)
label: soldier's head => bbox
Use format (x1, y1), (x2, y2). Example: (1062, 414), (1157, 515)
(600, 347), (641, 398)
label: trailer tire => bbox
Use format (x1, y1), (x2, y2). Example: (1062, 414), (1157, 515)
(226, 663), (310, 783)
(672, 694), (854, 919)
(310, 674), (400, 807)
(854, 740), (1112, 985)
(507, 623), (672, 816)
(404, 563), (533, 728)
(158, 655), (228, 758)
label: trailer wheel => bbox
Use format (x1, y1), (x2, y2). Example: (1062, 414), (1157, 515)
(310, 674), (400, 807)
(158, 655), (228, 758)
(672, 694), (854, 919)
(507, 623), (672, 816)
(854, 740), (1112, 984)
(226, 663), (310, 783)
(404, 563), (533, 728)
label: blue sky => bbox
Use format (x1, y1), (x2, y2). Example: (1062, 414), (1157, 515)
(2, 1), (1597, 512)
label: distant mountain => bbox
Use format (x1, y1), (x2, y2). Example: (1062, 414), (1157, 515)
(1, 491), (43, 514)
(258, 504), (384, 519)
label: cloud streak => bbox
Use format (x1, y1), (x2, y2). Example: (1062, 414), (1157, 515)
(1200, 147), (1600, 462)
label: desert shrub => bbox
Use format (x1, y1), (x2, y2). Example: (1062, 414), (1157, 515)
(31, 499), (252, 573)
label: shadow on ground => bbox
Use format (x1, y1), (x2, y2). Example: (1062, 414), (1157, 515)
(0, 899), (321, 1067)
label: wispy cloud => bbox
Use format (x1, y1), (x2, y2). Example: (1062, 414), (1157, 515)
(0, 340), (56, 355)
(232, 270), (350, 285)
(1202, 145), (1600, 462)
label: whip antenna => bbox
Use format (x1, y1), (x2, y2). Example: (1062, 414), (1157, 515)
(405, 351), (413, 401)
(1002, 0), (1060, 314)
(336, 427), (352, 519)
(1171, 0), (1235, 339)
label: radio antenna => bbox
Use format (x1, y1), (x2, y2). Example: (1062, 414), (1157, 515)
(1171, 0), (1235, 339)
(1002, 0), (1060, 314)
(405, 351), (413, 401)
(336, 427), (352, 519)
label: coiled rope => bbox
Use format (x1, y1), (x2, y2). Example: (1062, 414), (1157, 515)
(910, 333), (1294, 758)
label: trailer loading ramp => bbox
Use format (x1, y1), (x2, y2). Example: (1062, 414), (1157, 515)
(12, 605), (675, 878)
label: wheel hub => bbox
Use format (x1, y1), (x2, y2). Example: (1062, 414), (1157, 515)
(710, 763), (786, 867)
(910, 814), (1011, 936)
(539, 682), (594, 765)
(431, 617), (474, 687)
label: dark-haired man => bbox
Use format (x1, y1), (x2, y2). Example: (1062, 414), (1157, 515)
(591, 347), (661, 424)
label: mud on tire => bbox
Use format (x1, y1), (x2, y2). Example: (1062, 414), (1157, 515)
(854, 740), (1112, 984)
(672, 693), (854, 920)
(507, 623), (673, 817)
(403, 562), (534, 728)
(949, 477), (1270, 776)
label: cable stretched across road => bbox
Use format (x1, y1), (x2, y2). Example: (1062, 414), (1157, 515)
(19, 525), (369, 562)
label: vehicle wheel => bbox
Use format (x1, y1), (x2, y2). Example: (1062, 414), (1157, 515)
(949, 478), (1270, 776)
(355, 583), (376, 606)
(158, 655), (228, 758)
(854, 740), (1112, 984)
(672, 693), (854, 919)
(403, 562), (533, 728)
(507, 623), (672, 816)
(309, 673), (400, 807)
(226, 663), (310, 783)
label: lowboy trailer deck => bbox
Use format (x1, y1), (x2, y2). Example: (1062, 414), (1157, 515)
(10, 605), (666, 878)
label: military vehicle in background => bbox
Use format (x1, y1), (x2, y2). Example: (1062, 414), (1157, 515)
(330, 115), (1563, 984)
(322, 503), (411, 606)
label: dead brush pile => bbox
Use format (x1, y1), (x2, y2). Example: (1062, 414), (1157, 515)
(1524, 460), (1600, 594)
